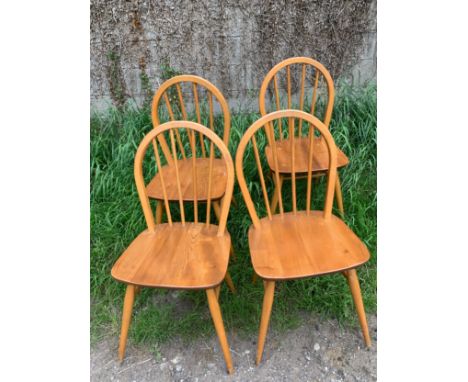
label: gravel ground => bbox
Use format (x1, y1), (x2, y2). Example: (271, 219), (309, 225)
(91, 314), (376, 381)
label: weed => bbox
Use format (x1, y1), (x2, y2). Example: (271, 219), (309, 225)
(106, 49), (127, 108)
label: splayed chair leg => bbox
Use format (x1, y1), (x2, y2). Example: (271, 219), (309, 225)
(344, 269), (371, 347)
(269, 173), (284, 214)
(256, 280), (275, 365)
(206, 288), (234, 374)
(335, 173), (345, 217)
(155, 200), (164, 224)
(213, 200), (237, 261)
(224, 271), (236, 294)
(118, 284), (135, 362)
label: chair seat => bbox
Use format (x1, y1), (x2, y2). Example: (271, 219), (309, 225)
(265, 137), (349, 174)
(146, 158), (227, 201)
(248, 211), (369, 280)
(111, 223), (231, 289)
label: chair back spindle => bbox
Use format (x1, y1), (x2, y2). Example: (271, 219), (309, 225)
(152, 138), (173, 225)
(191, 83), (207, 157)
(289, 117), (296, 214)
(298, 63), (306, 135)
(168, 127), (186, 225)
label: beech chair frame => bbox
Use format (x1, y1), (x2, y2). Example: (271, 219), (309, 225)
(235, 110), (371, 365)
(258, 56), (348, 217)
(149, 74), (237, 268)
(112, 121), (235, 374)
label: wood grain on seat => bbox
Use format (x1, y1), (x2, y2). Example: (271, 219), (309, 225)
(112, 223), (231, 289)
(265, 137), (349, 173)
(249, 211), (369, 280)
(146, 158), (227, 201)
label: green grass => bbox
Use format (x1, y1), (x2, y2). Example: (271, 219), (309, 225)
(90, 84), (376, 347)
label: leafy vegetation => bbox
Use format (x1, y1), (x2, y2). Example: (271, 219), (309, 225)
(90, 84), (376, 347)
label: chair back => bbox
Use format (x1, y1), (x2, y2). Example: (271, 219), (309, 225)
(259, 57), (335, 140)
(134, 121), (234, 236)
(235, 110), (337, 229)
(151, 75), (231, 164)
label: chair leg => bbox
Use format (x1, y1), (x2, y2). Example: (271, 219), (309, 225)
(155, 200), (164, 224)
(270, 174), (284, 214)
(206, 288), (234, 374)
(335, 173), (345, 216)
(212, 200), (221, 219)
(213, 200), (237, 262)
(224, 271), (236, 294)
(345, 269), (371, 347)
(256, 280), (275, 365)
(252, 271), (258, 284)
(229, 244), (237, 262)
(213, 200), (236, 294)
(118, 284), (135, 362)
(215, 285), (221, 300)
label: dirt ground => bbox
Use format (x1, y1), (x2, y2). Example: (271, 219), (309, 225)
(91, 314), (376, 382)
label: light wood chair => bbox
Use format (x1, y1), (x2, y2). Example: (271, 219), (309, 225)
(111, 121), (235, 374)
(149, 75), (237, 278)
(259, 57), (349, 216)
(235, 110), (371, 365)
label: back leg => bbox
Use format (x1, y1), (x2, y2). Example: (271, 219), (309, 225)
(269, 173), (284, 214)
(345, 269), (371, 347)
(155, 199), (164, 224)
(213, 200), (237, 261)
(334, 173), (345, 216)
(206, 288), (234, 374)
(224, 271), (236, 294)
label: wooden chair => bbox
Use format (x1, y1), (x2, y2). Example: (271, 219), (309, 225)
(235, 110), (371, 365)
(111, 121), (235, 374)
(259, 57), (349, 216)
(149, 75), (237, 279)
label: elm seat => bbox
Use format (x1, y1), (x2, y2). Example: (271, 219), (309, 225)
(248, 211), (369, 281)
(146, 158), (227, 201)
(265, 137), (349, 174)
(112, 222), (231, 289)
